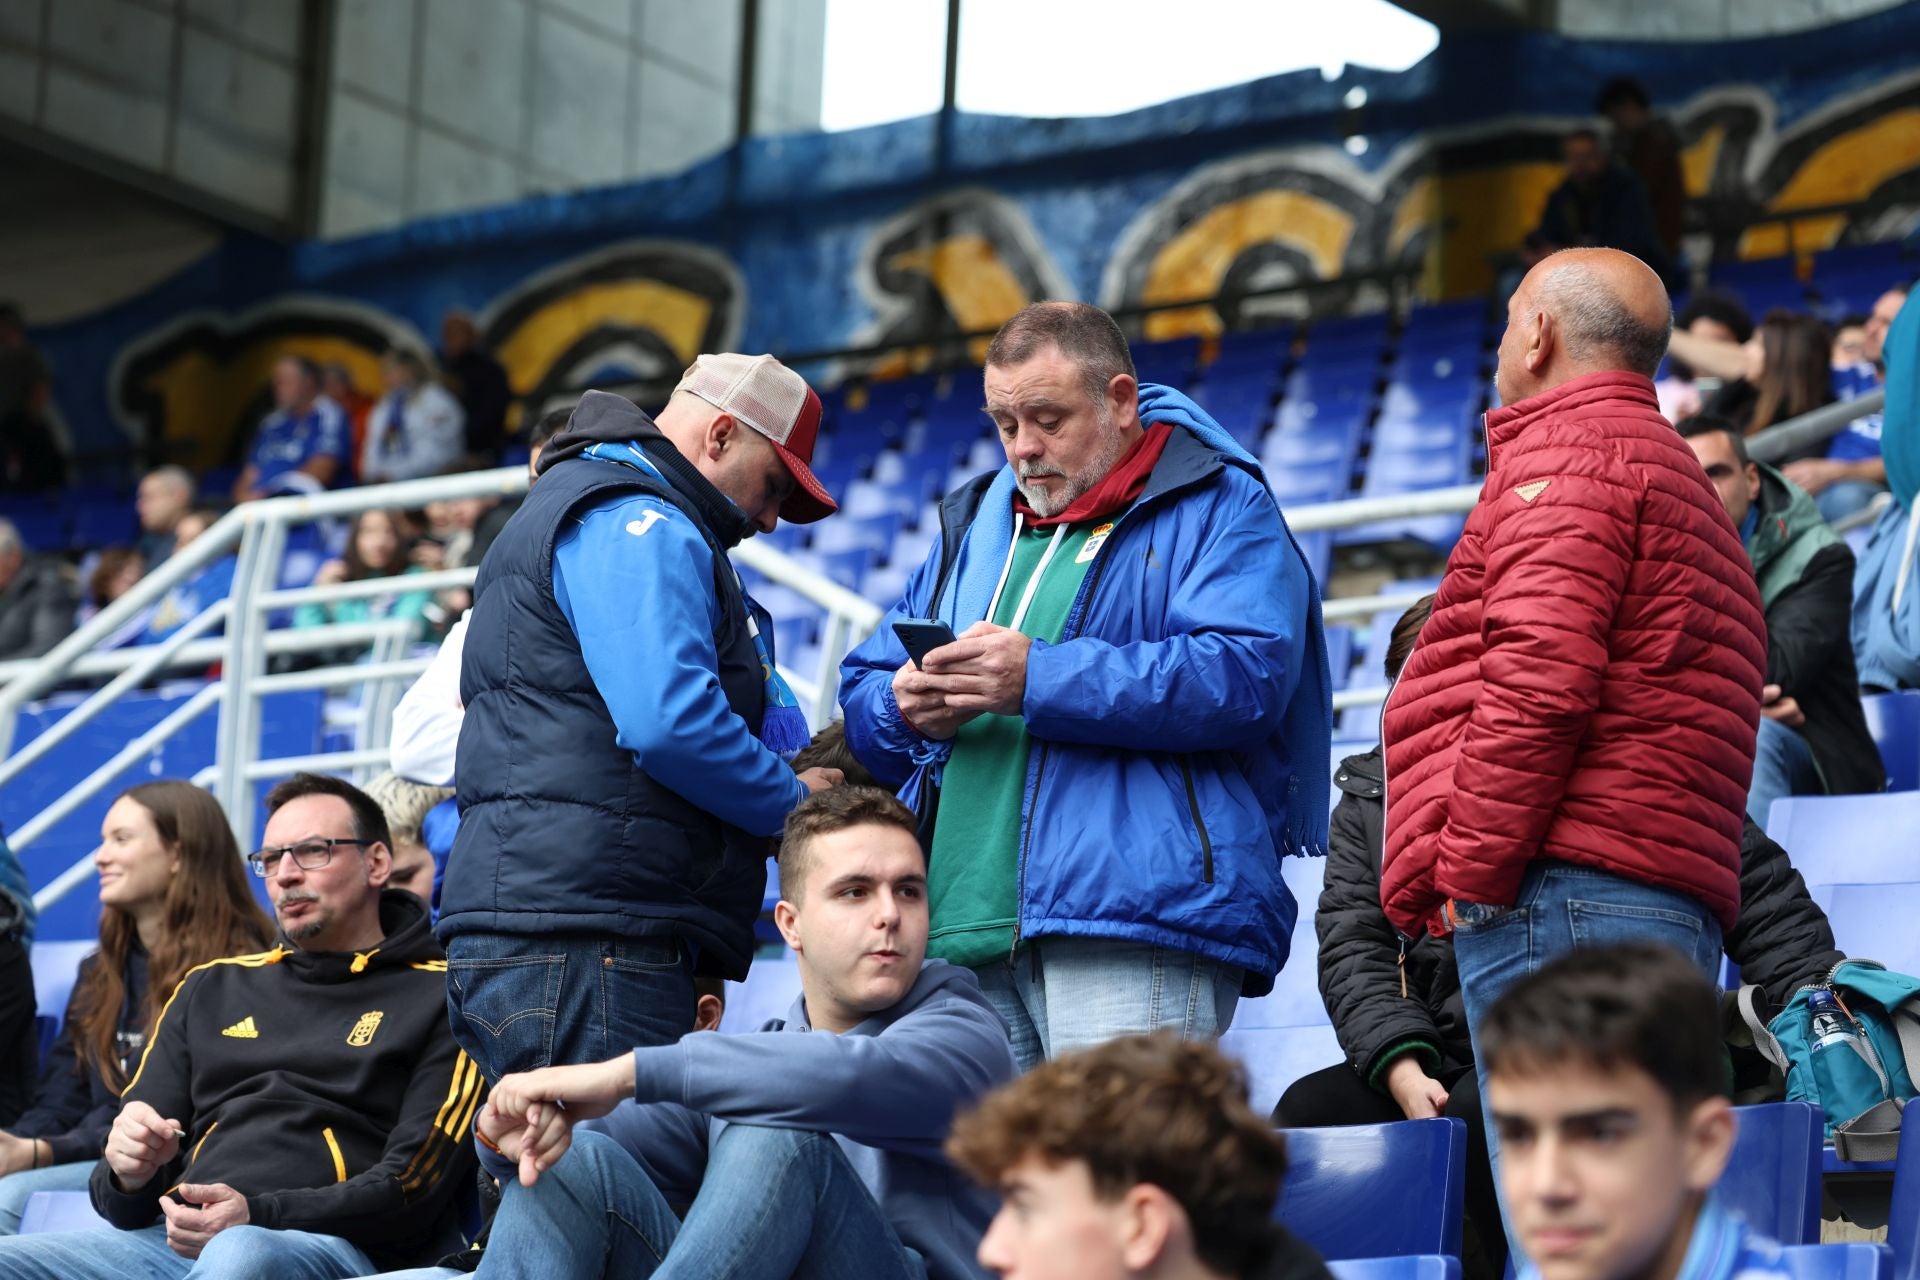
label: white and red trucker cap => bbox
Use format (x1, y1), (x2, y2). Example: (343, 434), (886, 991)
(675, 353), (837, 524)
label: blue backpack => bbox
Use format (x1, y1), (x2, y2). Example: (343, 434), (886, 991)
(1738, 960), (1920, 1161)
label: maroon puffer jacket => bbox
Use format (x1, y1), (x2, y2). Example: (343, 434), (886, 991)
(1381, 371), (1768, 939)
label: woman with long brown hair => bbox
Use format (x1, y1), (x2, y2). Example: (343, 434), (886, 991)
(0, 782), (271, 1232)
(1703, 309), (1836, 445)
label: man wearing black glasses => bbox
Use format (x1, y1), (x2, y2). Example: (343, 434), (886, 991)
(0, 773), (483, 1280)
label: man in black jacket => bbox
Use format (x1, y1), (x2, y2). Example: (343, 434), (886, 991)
(0, 518), (76, 662)
(0, 773), (483, 1279)
(1680, 417), (1886, 820)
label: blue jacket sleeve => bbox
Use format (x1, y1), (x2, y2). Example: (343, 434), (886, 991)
(624, 988), (1015, 1159)
(553, 494), (806, 838)
(1023, 474), (1310, 753)
(837, 545), (945, 788)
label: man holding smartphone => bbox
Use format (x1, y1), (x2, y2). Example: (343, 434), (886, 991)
(840, 302), (1331, 1071)
(439, 357), (843, 1082)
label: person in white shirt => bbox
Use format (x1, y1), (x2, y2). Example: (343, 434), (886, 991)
(361, 350), (467, 484)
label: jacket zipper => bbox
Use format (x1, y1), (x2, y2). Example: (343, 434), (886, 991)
(1009, 509), (1132, 961)
(1179, 758), (1215, 883)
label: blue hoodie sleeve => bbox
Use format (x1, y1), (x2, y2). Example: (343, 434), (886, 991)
(625, 983), (1015, 1159)
(837, 545), (947, 788)
(553, 493), (806, 837)
(1023, 472), (1310, 752)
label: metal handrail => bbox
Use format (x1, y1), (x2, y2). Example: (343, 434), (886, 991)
(1747, 390), (1885, 465)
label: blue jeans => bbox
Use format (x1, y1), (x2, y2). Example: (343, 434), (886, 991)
(1452, 861), (1725, 1270)
(0, 1222), (375, 1278)
(1748, 717), (1823, 827)
(475, 1126), (926, 1279)
(445, 933), (695, 1081)
(0, 1161), (93, 1234)
(972, 937), (1241, 1073)
(1814, 480), (1884, 525)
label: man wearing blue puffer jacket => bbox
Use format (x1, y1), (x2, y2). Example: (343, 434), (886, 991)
(839, 302), (1332, 1071)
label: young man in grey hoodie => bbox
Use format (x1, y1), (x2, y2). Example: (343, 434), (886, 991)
(465, 785), (1016, 1280)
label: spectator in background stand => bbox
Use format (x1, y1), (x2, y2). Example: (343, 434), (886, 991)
(134, 467), (195, 571)
(0, 303), (66, 494)
(79, 549), (150, 650)
(1655, 291), (1754, 424)
(439, 312), (511, 467)
(294, 509), (433, 639)
(141, 510), (234, 646)
(0, 783), (273, 1235)
(1524, 131), (1679, 292)
(1852, 291), (1920, 691)
(1594, 77), (1686, 261)
(360, 772), (454, 916)
(232, 356), (351, 503)
(949, 1035), (1330, 1280)
(1679, 417), (1885, 818)
(320, 364), (373, 476)
(1832, 314), (1870, 369)
(361, 350), (466, 485)
(1699, 310), (1835, 450)
(0, 837), (34, 1132)
(1786, 284), (1909, 522)
(0, 517), (77, 662)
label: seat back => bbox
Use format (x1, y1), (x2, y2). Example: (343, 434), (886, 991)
(18, 1191), (110, 1235)
(1862, 691), (1920, 791)
(1723, 1103), (1823, 1244)
(1764, 794), (1920, 967)
(1221, 855), (1339, 1116)
(1890, 1120), (1919, 1280)
(1273, 1117), (1468, 1260)
(1779, 1244), (1894, 1280)
(29, 940), (96, 1044)
(1328, 1257), (1462, 1280)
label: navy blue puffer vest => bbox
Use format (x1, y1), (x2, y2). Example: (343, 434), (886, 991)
(436, 447), (769, 979)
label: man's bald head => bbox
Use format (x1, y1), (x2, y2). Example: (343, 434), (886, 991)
(1497, 249), (1673, 406)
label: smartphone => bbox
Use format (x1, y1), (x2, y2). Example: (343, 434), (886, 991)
(892, 617), (958, 670)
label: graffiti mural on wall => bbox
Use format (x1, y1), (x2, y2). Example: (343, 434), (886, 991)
(47, 4), (1920, 465)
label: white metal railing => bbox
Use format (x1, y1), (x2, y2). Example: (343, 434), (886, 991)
(2, 387), (1874, 910)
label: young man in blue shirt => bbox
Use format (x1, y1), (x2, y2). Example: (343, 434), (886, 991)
(460, 786), (1015, 1280)
(1481, 945), (1793, 1280)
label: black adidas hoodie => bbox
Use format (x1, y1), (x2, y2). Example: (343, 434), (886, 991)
(88, 890), (482, 1269)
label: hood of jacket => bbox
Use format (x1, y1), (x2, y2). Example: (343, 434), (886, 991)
(538, 389), (756, 549)
(1747, 463), (1842, 611)
(772, 956), (1004, 1035)
(277, 889), (442, 983)
(1334, 746), (1383, 800)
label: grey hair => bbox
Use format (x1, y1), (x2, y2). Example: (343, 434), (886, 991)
(360, 770), (454, 846)
(0, 518), (18, 558)
(145, 464), (195, 494)
(985, 302), (1136, 407)
(1536, 254), (1673, 377)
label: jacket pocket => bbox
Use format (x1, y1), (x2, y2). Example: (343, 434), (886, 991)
(1178, 759), (1215, 884)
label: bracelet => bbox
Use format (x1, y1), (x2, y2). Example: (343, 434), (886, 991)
(30, 1140), (42, 1170)
(474, 1127), (504, 1157)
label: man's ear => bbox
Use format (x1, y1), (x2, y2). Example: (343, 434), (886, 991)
(364, 840), (394, 890)
(1745, 463), (1762, 505)
(1105, 372), (1138, 425)
(1117, 1183), (1181, 1271)
(1680, 1095), (1736, 1191)
(1528, 312), (1555, 374)
(773, 898), (803, 953)
(706, 412), (738, 461)
(694, 994), (725, 1032)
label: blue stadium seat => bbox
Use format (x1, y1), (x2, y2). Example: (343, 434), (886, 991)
(1890, 1119), (1919, 1280)
(69, 501), (137, 551)
(1329, 1258), (1461, 1280)
(1273, 1117), (1468, 1261)
(1221, 856), (1339, 1116)
(1132, 336), (1201, 388)
(1764, 793), (1920, 967)
(1780, 1245), (1894, 1280)
(720, 955), (802, 1033)
(18, 1190), (109, 1234)
(1325, 625), (1354, 693)
(1861, 691), (1920, 791)
(1307, 313), (1392, 358)
(1723, 1103), (1823, 1244)
(30, 940), (95, 1059)
(6, 507), (66, 554)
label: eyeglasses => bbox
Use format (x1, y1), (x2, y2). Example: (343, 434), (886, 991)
(247, 838), (372, 878)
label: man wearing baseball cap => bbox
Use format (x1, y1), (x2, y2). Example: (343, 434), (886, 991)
(438, 356), (843, 1080)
